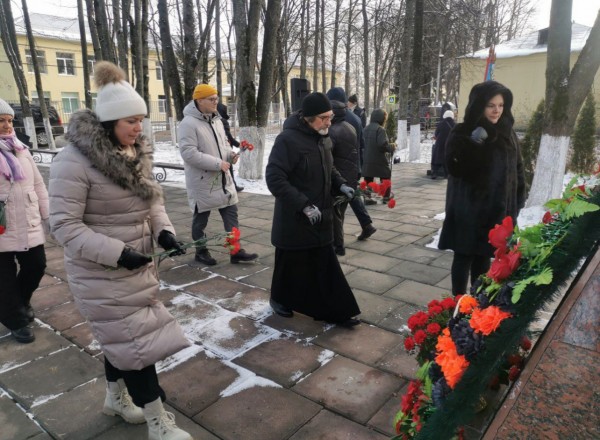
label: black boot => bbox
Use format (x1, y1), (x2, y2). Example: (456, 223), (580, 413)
(12, 326), (35, 343)
(357, 224), (377, 241)
(195, 249), (217, 266)
(235, 185), (245, 192)
(25, 304), (35, 322)
(230, 249), (258, 264)
(269, 298), (293, 318)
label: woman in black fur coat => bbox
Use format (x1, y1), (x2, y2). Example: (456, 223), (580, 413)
(438, 81), (526, 295)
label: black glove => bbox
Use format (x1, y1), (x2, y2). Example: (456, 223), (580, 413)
(117, 247), (152, 270)
(157, 230), (186, 256)
(470, 127), (488, 144)
(302, 205), (322, 225)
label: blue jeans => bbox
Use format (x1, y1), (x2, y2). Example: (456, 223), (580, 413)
(349, 196), (372, 229)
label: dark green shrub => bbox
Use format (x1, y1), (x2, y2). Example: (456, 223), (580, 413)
(569, 93), (598, 174)
(521, 100), (544, 187)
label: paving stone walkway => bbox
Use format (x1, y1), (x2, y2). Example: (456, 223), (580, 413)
(0, 163), (503, 440)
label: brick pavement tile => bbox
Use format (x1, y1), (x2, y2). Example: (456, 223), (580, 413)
(216, 288), (271, 320)
(345, 251), (400, 273)
(383, 279), (449, 307)
(375, 344), (419, 379)
(262, 313), (327, 339)
(158, 264), (212, 287)
(436, 274), (453, 290)
(392, 223), (438, 236)
(386, 261), (449, 285)
(238, 216), (273, 230)
(42, 245), (66, 262)
(30, 282), (73, 312)
(36, 301), (85, 332)
(353, 290), (402, 325)
(0, 346), (103, 408)
(386, 244), (444, 264)
(208, 261), (270, 281)
(347, 241), (399, 259)
(61, 322), (101, 356)
(31, 378), (120, 440)
(237, 266), (274, 290)
(293, 356), (403, 424)
(195, 386), (320, 440)
(339, 262), (358, 276)
(289, 409), (390, 440)
(312, 324), (402, 366)
(0, 394), (44, 440)
(378, 302), (421, 334)
(430, 251), (454, 269)
(156, 288), (183, 305)
(38, 274), (61, 288)
(233, 338), (329, 387)
(0, 325), (71, 374)
(156, 256), (188, 272)
(367, 393), (404, 437)
(351, 227), (399, 242)
(159, 352), (239, 417)
(185, 275), (251, 301)
(345, 268), (402, 294)
(387, 233), (421, 245)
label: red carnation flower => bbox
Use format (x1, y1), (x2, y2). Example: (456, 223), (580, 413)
(440, 297), (456, 310)
(508, 365), (521, 382)
(0, 225), (5, 235)
(404, 336), (416, 351)
(360, 180), (367, 190)
(407, 311), (429, 331)
(577, 184), (586, 193)
(520, 336), (532, 351)
(426, 322), (442, 335)
(488, 216), (514, 253)
(542, 211), (554, 224)
(414, 329), (427, 345)
(387, 198), (396, 208)
(428, 305), (443, 316)
(507, 354), (523, 366)
(487, 247), (521, 283)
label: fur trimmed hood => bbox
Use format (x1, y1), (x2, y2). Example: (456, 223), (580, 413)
(65, 109), (163, 201)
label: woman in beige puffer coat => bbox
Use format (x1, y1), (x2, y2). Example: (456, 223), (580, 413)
(0, 97), (49, 344)
(49, 62), (192, 440)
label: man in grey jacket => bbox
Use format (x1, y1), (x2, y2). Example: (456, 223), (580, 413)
(178, 84), (258, 265)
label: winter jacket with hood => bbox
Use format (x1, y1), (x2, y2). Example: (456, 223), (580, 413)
(431, 115), (456, 168)
(178, 101), (238, 213)
(439, 81), (526, 257)
(329, 100), (359, 189)
(362, 109), (393, 179)
(266, 112), (345, 250)
(49, 109), (189, 371)
(0, 139), (48, 252)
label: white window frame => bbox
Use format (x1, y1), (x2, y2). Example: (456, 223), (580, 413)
(62, 92), (80, 114)
(57, 52), (76, 75)
(156, 65), (163, 81)
(158, 95), (166, 114)
(25, 49), (47, 74)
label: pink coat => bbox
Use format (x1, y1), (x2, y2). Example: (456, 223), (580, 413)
(0, 147), (48, 252)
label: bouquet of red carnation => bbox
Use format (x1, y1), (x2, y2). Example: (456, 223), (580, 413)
(239, 140), (254, 151)
(488, 335), (533, 390)
(354, 178), (397, 208)
(404, 297), (457, 364)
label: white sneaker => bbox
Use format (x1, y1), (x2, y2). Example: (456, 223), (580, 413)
(143, 398), (192, 440)
(103, 379), (145, 424)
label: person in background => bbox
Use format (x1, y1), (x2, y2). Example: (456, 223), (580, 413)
(266, 92), (361, 327)
(362, 109), (395, 204)
(178, 84), (258, 266)
(0, 97), (48, 344)
(217, 102), (244, 192)
(49, 61), (192, 440)
(326, 87), (376, 242)
(430, 109), (456, 179)
(348, 94), (367, 128)
(439, 81), (525, 296)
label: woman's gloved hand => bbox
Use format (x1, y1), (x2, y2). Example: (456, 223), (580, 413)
(157, 230), (186, 256)
(471, 127), (488, 144)
(302, 205), (322, 225)
(117, 247), (152, 270)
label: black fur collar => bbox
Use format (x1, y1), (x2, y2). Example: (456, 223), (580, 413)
(65, 109), (163, 201)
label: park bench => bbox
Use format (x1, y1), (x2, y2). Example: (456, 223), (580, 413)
(153, 162), (184, 182)
(30, 148), (59, 163)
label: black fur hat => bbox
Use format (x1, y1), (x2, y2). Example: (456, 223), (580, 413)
(463, 81), (514, 128)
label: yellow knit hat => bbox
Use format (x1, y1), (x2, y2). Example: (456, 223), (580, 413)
(192, 84), (218, 100)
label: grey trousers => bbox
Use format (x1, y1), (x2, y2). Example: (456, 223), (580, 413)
(192, 204), (239, 252)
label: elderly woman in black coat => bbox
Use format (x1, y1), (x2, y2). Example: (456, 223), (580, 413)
(439, 81), (526, 295)
(363, 109), (395, 203)
(430, 109), (456, 179)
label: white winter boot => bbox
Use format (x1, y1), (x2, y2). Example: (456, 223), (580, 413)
(143, 397), (192, 440)
(103, 379), (145, 424)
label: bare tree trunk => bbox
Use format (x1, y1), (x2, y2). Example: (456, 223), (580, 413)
(132, 0), (143, 95)
(85, 0), (103, 60)
(344, 0), (356, 93)
(300, 0), (307, 78)
(396, 0), (413, 150)
(94, 0), (117, 63)
(0, 0), (35, 143)
(196, 0), (217, 85)
(312, 0), (319, 89)
(77, 0), (93, 109)
(527, 4), (600, 206)
(361, 0), (370, 113)
(216, 0), (223, 95)
(157, 0), (185, 120)
(182, 0), (197, 99)
(408, 0), (423, 161)
(330, 0), (342, 89)
(277, 0), (290, 115)
(257, 0), (281, 127)
(320, 0), (326, 92)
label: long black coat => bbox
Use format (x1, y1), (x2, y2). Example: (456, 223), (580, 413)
(329, 100), (359, 189)
(431, 116), (455, 168)
(266, 113), (345, 250)
(362, 109), (393, 179)
(439, 81), (526, 257)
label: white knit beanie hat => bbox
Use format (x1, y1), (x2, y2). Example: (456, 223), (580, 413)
(443, 110), (455, 119)
(94, 61), (147, 122)
(0, 98), (14, 117)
